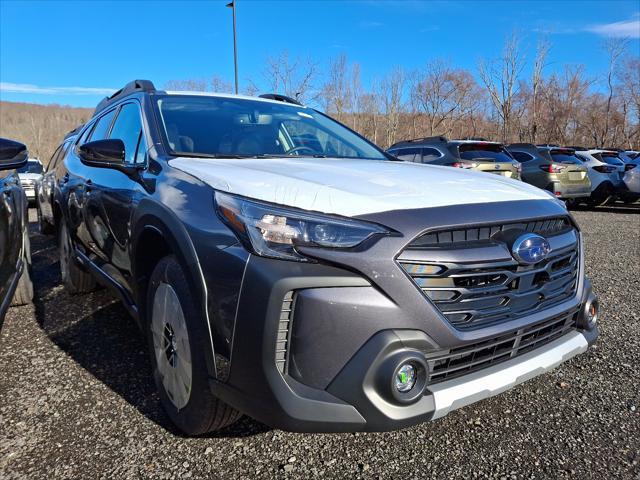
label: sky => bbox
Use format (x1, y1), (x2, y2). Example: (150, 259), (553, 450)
(0, 0), (639, 108)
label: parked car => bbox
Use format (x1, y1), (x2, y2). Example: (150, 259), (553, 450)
(506, 144), (591, 204)
(388, 137), (521, 179)
(620, 157), (640, 203)
(36, 130), (78, 235)
(17, 158), (44, 204)
(573, 149), (626, 205)
(0, 138), (34, 331)
(52, 80), (598, 435)
(622, 150), (639, 161)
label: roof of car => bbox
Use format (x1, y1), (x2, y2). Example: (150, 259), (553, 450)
(388, 136), (449, 148)
(92, 79), (308, 117)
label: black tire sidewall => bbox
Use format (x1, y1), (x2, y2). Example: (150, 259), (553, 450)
(146, 255), (218, 436)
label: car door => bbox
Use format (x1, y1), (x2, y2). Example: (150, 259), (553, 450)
(0, 168), (21, 305)
(82, 102), (144, 289)
(40, 143), (65, 224)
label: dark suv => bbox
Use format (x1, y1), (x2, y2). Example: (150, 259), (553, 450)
(0, 138), (33, 330)
(51, 80), (598, 435)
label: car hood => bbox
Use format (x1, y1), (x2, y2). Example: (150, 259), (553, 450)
(169, 157), (554, 217)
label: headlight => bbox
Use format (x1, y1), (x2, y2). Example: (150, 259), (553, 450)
(215, 192), (390, 262)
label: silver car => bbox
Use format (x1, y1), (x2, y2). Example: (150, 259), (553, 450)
(17, 158), (44, 203)
(621, 158), (640, 203)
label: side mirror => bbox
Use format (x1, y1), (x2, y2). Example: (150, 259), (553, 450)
(0, 138), (28, 171)
(78, 139), (139, 176)
(78, 139), (125, 167)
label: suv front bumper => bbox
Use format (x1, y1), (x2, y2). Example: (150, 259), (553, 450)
(210, 254), (599, 433)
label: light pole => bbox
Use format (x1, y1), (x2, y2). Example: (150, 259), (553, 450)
(226, 0), (239, 94)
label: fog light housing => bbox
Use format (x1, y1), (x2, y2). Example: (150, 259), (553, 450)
(578, 293), (599, 330)
(586, 299), (598, 327)
(395, 363), (417, 393)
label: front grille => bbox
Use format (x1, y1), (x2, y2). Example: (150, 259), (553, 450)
(275, 291), (295, 374)
(410, 217), (571, 248)
(426, 311), (577, 384)
(399, 217), (579, 330)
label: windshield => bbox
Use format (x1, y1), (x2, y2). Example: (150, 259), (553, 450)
(456, 143), (513, 162)
(155, 95), (387, 160)
(550, 150), (581, 165)
(17, 161), (43, 174)
(597, 152), (624, 166)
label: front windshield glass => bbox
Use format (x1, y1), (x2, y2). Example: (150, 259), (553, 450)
(457, 143), (513, 162)
(156, 95), (387, 160)
(17, 161), (43, 174)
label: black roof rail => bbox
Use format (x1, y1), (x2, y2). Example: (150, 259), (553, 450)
(535, 143), (560, 148)
(389, 136), (448, 147)
(93, 79), (156, 116)
(258, 93), (302, 106)
(460, 136), (490, 141)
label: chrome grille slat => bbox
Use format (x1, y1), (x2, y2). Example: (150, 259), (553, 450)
(400, 217), (579, 330)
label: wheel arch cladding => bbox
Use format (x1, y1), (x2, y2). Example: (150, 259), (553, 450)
(131, 198), (218, 378)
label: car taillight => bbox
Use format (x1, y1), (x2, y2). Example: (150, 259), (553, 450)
(539, 164), (566, 173)
(593, 165), (617, 173)
(451, 162), (477, 169)
(625, 164), (637, 171)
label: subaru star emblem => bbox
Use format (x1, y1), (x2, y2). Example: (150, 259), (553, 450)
(512, 233), (551, 265)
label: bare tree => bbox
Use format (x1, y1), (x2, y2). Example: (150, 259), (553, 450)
(164, 78), (208, 91)
(530, 37), (551, 143)
(320, 54), (352, 122)
(478, 32), (526, 142)
(598, 38), (628, 146)
(263, 50), (318, 103)
(379, 68), (405, 148)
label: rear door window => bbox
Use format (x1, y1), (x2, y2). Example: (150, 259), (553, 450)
(89, 109), (117, 141)
(392, 147), (421, 162)
(421, 147), (442, 161)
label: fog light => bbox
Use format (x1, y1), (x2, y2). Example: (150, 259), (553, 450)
(586, 300), (598, 327)
(395, 363), (417, 393)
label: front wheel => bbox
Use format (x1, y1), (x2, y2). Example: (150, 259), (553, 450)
(147, 255), (241, 436)
(11, 233), (33, 306)
(58, 222), (96, 294)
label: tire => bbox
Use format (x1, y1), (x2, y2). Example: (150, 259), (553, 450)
(58, 222), (96, 294)
(147, 255), (242, 436)
(11, 234), (33, 306)
(37, 203), (54, 235)
(588, 184), (613, 207)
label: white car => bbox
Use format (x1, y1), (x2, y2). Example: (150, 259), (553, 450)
(621, 158), (640, 203)
(17, 158), (44, 203)
(574, 149), (625, 206)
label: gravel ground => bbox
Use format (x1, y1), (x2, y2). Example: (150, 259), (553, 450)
(1, 204), (639, 479)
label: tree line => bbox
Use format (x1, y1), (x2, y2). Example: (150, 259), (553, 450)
(168, 34), (638, 150)
(1, 33), (637, 166)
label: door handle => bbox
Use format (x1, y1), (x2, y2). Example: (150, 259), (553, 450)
(85, 179), (93, 192)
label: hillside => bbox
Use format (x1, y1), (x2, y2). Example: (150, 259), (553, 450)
(0, 101), (93, 165)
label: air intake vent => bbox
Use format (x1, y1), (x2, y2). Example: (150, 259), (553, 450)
(275, 291), (295, 374)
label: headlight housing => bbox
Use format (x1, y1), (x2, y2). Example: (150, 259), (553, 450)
(215, 192), (390, 262)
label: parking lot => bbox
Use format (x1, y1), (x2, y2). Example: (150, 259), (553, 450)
(0, 205), (638, 479)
